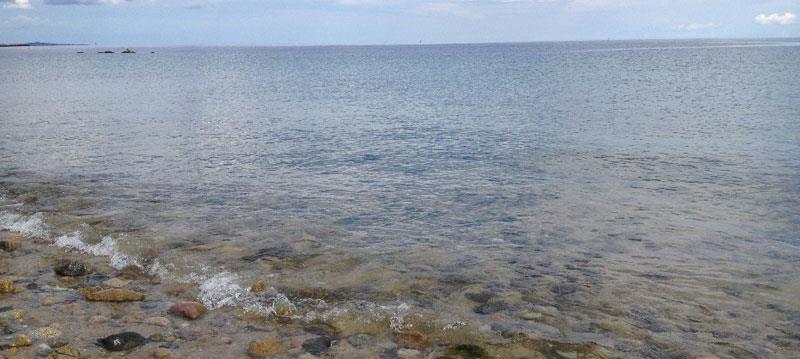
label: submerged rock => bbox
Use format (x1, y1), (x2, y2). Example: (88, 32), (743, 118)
(0, 240), (20, 252)
(15, 195), (38, 204)
(97, 332), (147, 352)
(248, 338), (285, 358)
(14, 334), (32, 347)
(444, 344), (490, 358)
(464, 291), (495, 304)
(32, 327), (62, 339)
(474, 301), (508, 315)
(347, 333), (373, 348)
(119, 265), (149, 280)
(302, 337), (333, 356)
(48, 345), (79, 358)
(397, 331), (429, 350)
(0, 260), (8, 274)
(0, 280), (23, 294)
(169, 301), (207, 320)
(54, 260), (91, 277)
(144, 317), (171, 327)
(79, 287), (145, 302)
(103, 277), (130, 288)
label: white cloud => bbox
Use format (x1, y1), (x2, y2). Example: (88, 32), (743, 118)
(755, 12), (797, 25)
(1, 0), (31, 9)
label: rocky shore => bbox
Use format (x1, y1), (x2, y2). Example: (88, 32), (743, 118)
(0, 192), (612, 358)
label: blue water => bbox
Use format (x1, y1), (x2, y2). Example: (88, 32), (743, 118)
(2, 39), (800, 357)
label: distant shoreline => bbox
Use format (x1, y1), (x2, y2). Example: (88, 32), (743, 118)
(0, 42), (88, 48)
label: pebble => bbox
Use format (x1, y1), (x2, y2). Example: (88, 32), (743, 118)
(14, 335), (32, 347)
(518, 310), (543, 320)
(41, 297), (61, 306)
(0, 280), (22, 294)
(474, 301), (509, 315)
(97, 332), (147, 352)
(79, 287), (145, 302)
(119, 265), (148, 280)
(15, 195), (38, 204)
(397, 331), (429, 350)
(464, 291), (495, 304)
(53, 260), (91, 277)
(0, 240), (20, 253)
(0, 261), (8, 275)
(302, 337), (333, 356)
(250, 281), (268, 293)
(145, 317), (171, 327)
(397, 348), (422, 359)
(103, 278), (131, 288)
(248, 338), (285, 358)
(88, 315), (109, 324)
(169, 301), (207, 320)
(153, 348), (174, 358)
(35, 343), (52, 357)
(49, 345), (79, 359)
(347, 333), (373, 348)
(32, 327), (62, 339)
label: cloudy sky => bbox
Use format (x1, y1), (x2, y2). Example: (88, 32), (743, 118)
(1, 0), (799, 45)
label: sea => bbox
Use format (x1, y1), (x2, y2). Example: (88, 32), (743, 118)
(1, 38), (799, 358)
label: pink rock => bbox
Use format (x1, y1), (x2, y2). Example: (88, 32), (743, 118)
(169, 301), (207, 320)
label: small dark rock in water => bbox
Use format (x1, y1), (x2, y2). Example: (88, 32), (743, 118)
(445, 344), (490, 358)
(302, 337), (333, 355)
(54, 260), (90, 277)
(465, 291), (495, 303)
(0, 240), (20, 252)
(474, 301), (509, 315)
(347, 333), (373, 348)
(396, 331), (429, 350)
(550, 283), (577, 296)
(97, 332), (147, 351)
(15, 195), (37, 204)
(119, 264), (148, 279)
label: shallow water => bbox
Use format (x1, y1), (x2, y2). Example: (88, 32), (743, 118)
(1, 39), (800, 357)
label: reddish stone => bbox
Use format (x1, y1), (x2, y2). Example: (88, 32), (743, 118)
(169, 301), (207, 320)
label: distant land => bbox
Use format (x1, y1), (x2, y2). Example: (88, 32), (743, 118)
(0, 42), (88, 48)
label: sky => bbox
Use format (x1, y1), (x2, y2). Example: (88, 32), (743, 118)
(1, 0), (799, 46)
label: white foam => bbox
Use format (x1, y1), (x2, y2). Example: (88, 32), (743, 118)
(0, 212), (50, 238)
(198, 272), (248, 310)
(54, 231), (140, 269)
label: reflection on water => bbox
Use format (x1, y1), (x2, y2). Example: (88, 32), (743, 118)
(1, 39), (800, 357)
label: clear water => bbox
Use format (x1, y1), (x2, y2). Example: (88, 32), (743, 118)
(1, 39), (800, 357)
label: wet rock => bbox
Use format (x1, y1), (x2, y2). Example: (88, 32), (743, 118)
(169, 301), (207, 320)
(444, 344), (490, 358)
(48, 345), (79, 358)
(36, 343), (53, 357)
(153, 347), (174, 359)
(0, 280), (23, 294)
(0, 240), (20, 252)
(398, 348), (422, 359)
(248, 338), (285, 358)
(347, 333), (373, 348)
(397, 331), (429, 350)
(550, 284), (577, 296)
(15, 195), (38, 204)
(88, 315), (108, 324)
(32, 327), (62, 339)
(54, 260), (91, 277)
(302, 337), (333, 356)
(119, 265), (149, 280)
(14, 334), (32, 347)
(145, 317), (171, 327)
(250, 281), (268, 293)
(518, 310), (542, 321)
(0, 261), (8, 275)
(41, 297), (60, 306)
(79, 287), (145, 302)
(103, 278), (130, 288)
(464, 291), (495, 304)
(97, 332), (147, 352)
(474, 301), (508, 315)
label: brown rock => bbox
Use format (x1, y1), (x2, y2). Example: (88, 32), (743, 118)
(248, 338), (285, 358)
(118, 265), (148, 280)
(397, 331), (429, 350)
(0, 240), (20, 252)
(153, 348), (174, 359)
(14, 335), (32, 347)
(49, 345), (80, 358)
(15, 195), (37, 204)
(79, 287), (145, 302)
(0, 279), (23, 294)
(169, 301), (207, 320)
(0, 260), (9, 275)
(250, 280), (268, 293)
(145, 316), (171, 327)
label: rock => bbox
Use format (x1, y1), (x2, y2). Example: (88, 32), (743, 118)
(347, 333), (373, 348)
(35, 343), (53, 357)
(153, 347), (174, 358)
(0, 261), (8, 274)
(398, 348), (423, 359)
(302, 337), (333, 356)
(103, 278), (130, 288)
(397, 331), (429, 350)
(445, 344), (490, 358)
(250, 281), (268, 293)
(119, 265), (148, 280)
(53, 260), (91, 277)
(15, 195), (37, 204)
(474, 301), (508, 315)
(0, 240), (20, 252)
(97, 332), (147, 352)
(88, 315), (109, 324)
(464, 291), (495, 304)
(79, 287), (145, 302)
(145, 317), (171, 327)
(550, 284), (577, 296)
(518, 310), (542, 321)
(248, 338), (285, 358)
(32, 327), (62, 339)
(14, 335), (32, 347)
(41, 297), (61, 306)
(48, 345), (79, 359)
(169, 301), (207, 320)
(0, 280), (23, 294)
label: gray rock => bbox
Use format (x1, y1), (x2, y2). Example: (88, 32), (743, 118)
(302, 337), (333, 356)
(464, 291), (495, 304)
(347, 333), (373, 348)
(53, 260), (90, 277)
(97, 332), (147, 351)
(474, 301), (508, 314)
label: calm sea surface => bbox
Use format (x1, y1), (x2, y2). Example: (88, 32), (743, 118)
(1, 39), (800, 357)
